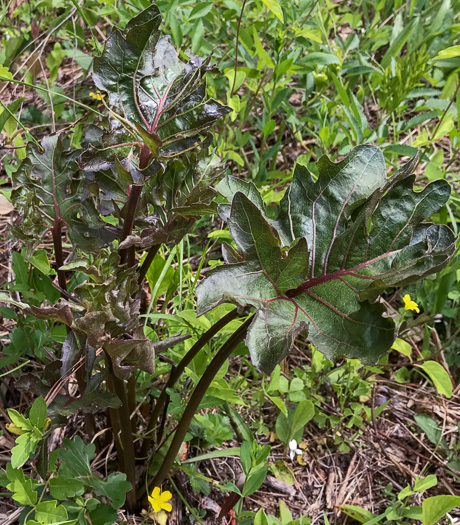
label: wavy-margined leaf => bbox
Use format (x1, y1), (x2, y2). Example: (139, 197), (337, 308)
(120, 152), (223, 251)
(11, 134), (115, 252)
(92, 5), (230, 158)
(197, 145), (456, 373)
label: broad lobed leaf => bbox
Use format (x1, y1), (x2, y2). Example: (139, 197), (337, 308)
(197, 145), (456, 372)
(11, 134), (114, 253)
(92, 5), (230, 158)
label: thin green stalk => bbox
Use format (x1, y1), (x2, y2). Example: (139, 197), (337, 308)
(148, 316), (252, 490)
(169, 476), (205, 525)
(143, 247), (177, 328)
(230, 0), (248, 97)
(178, 240), (183, 311)
(414, 80), (460, 172)
(0, 76), (104, 117)
(140, 308), (240, 457)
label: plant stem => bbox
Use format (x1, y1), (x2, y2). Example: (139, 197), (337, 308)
(107, 358), (138, 512)
(119, 185), (142, 266)
(120, 144), (151, 266)
(106, 380), (125, 471)
(138, 244), (161, 284)
(148, 316), (252, 490)
(230, 0), (248, 97)
(51, 218), (67, 293)
(139, 309), (240, 457)
(127, 374), (137, 434)
(51, 225), (100, 446)
(75, 367), (99, 448)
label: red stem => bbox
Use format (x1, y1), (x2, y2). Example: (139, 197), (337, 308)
(285, 249), (401, 298)
(119, 144), (151, 265)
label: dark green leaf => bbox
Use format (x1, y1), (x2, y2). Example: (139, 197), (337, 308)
(59, 436), (131, 508)
(11, 134), (109, 252)
(242, 466), (268, 496)
(90, 473), (132, 509)
(56, 390), (122, 416)
(49, 477), (84, 499)
(93, 6), (230, 157)
(197, 146), (456, 372)
(88, 503), (118, 525)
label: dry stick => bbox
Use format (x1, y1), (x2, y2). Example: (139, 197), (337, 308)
(139, 309), (240, 458)
(148, 316), (253, 494)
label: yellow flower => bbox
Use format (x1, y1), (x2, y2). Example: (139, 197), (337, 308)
(403, 294), (420, 313)
(89, 91), (105, 101)
(148, 487), (172, 513)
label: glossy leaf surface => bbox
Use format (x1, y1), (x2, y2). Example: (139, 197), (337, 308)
(93, 5), (230, 158)
(197, 146), (456, 372)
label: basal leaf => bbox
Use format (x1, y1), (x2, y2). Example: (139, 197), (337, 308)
(196, 146), (456, 372)
(420, 361), (453, 398)
(90, 473), (132, 509)
(59, 436), (94, 478)
(59, 437), (130, 509)
(49, 477), (84, 499)
(31, 500), (71, 524)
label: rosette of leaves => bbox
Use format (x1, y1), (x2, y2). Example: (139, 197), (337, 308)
(196, 146), (456, 373)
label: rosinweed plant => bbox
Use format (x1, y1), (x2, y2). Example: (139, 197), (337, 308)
(3, 5), (457, 518)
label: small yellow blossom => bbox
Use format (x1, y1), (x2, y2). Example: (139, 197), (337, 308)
(89, 91), (105, 101)
(403, 294), (420, 313)
(148, 487), (172, 513)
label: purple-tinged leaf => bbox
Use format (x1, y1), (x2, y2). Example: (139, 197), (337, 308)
(197, 146), (456, 372)
(92, 5), (230, 157)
